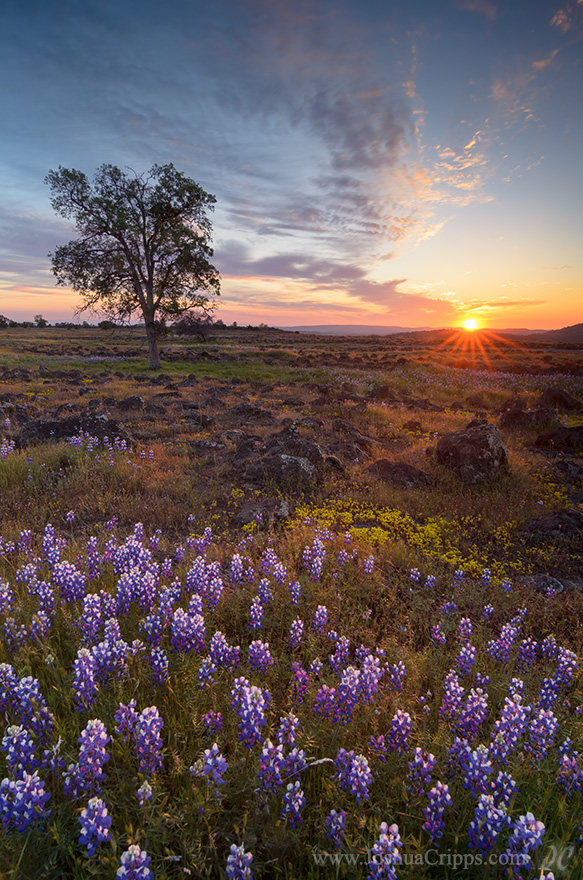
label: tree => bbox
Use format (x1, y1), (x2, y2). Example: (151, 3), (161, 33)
(34, 314), (48, 327)
(174, 309), (215, 341)
(46, 163), (221, 369)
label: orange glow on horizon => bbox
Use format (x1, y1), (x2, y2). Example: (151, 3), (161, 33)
(463, 318), (479, 330)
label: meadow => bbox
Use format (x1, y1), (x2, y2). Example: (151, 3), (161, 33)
(0, 326), (581, 879)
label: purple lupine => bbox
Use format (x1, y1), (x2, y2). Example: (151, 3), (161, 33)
(363, 555), (375, 574)
(170, 608), (205, 654)
(116, 844), (154, 879)
(369, 735), (387, 762)
(229, 554), (244, 583)
(149, 646), (169, 686)
(284, 747), (307, 780)
(439, 670), (465, 728)
(490, 695), (530, 765)
(77, 594), (104, 646)
(133, 706), (164, 776)
(360, 654), (384, 702)
(367, 822), (403, 880)
(487, 622), (520, 663)
(386, 709), (413, 754)
(78, 796), (112, 856)
(256, 740), (286, 794)
(386, 661), (406, 692)
(248, 640), (274, 673)
(309, 657), (323, 677)
(459, 745), (492, 798)
(490, 770), (518, 808)
(291, 662), (309, 703)
(209, 631), (240, 668)
(197, 657), (217, 688)
(231, 679), (270, 749)
(482, 603), (494, 620)
(334, 748), (372, 803)
(430, 623), (446, 645)
(277, 712), (300, 747)
(312, 605), (328, 634)
(114, 700), (139, 742)
(257, 579), (273, 604)
(557, 754), (583, 796)
(0, 770), (51, 831)
(516, 637), (538, 671)
(281, 780), (305, 827)
(505, 812), (545, 877)
(191, 742), (228, 789)
(468, 793), (509, 854)
(64, 718), (110, 798)
(406, 749), (437, 798)
(525, 708), (559, 762)
(540, 635), (558, 661)
(326, 808), (347, 849)
(289, 618), (304, 650)
(457, 617), (473, 643)
(226, 843), (253, 880)
(457, 688), (488, 741)
(555, 647), (578, 686)
(425, 575), (437, 589)
(330, 636), (351, 675)
(203, 710), (223, 737)
(137, 780), (153, 805)
(1, 726), (38, 774)
(455, 643), (477, 676)
(423, 782), (452, 843)
(72, 648), (99, 711)
(51, 561), (87, 603)
(249, 597), (263, 630)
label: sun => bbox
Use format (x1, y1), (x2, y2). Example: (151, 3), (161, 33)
(463, 318), (479, 331)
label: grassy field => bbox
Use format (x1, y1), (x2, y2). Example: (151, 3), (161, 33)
(0, 327), (581, 879)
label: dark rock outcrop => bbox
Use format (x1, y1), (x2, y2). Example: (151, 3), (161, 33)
(366, 459), (435, 488)
(534, 426), (583, 453)
(436, 420), (509, 484)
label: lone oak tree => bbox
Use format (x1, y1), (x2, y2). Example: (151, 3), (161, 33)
(46, 163), (220, 369)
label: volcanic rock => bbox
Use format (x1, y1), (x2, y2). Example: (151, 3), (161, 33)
(435, 420), (509, 484)
(366, 459), (435, 488)
(534, 426), (583, 453)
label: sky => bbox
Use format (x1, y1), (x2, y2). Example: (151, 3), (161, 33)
(1, 0), (581, 330)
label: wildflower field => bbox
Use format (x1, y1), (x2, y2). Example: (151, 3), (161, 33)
(0, 327), (581, 879)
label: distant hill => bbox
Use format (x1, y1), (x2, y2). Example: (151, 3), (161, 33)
(280, 324), (434, 335)
(527, 323), (583, 344)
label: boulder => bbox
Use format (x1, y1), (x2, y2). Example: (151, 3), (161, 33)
(436, 419), (509, 484)
(232, 499), (291, 528)
(117, 396), (145, 411)
(499, 406), (559, 430)
(243, 452), (320, 489)
(520, 508), (583, 541)
(366, 459), (435, 488)
(537, 387), (581, 411)
(18, 412), (132, 446)
(534, 426), (583, 453)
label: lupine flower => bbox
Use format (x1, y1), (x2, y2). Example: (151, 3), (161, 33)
(482, 603), (494, 620)
(423, 782), (452, 843)
(249, 597), (263, 630)
(326, 809), (347, 849)
(231, 679), (270, 749)
(226, 843), (253, 879)
(1, 725), (38, 774)
(516, 637), (538, 671)
(457, 688), (489, 741)
(459, 745), (492, 798)
(248, 640), (274, 673)
(505, 812), (545, 876)
(387, 661), (406, 692)
(133, 706), (164, 776)
(386, 709), (413, 754)
(191, 742), (228, 789)
(281, 780), (305, 827)
(197, 657), (217, 688)
(115, 700), (139, 742)
(367, 822), (402, 880)
(64, 718), (110, 798)
(209, 631), (240, 668)
(257, 579), (273, 604)
(312, 605), (328, 633)
(291, 662), (309, 703)
(0, 770), (51, 831)
(490, 695), (530, 765)
(409, 568), (421, 583)
(149, 646), (169, 686)
(363, 555), (375, 574)
(406, 749), (437, 797)
(78, 797), (112, 856)
(431, 623), (446, 645)
(468, 793), (509, 854)
(277, 712), (300, 747)
(137, 780), (153, 805)
(439, 670), (465, 728)
(309, 657), (323, 677)
(116, 844), (154, 879)
(203, 710), (223, 737)
(526, 708), (559, 762)
(170, 608), (205, 654)
(555, 647), (578, 686)
(369, 735), (387, 762)
(334, 748), (372, 803)
(72, 648), (99, 711)
(287, 580), (301, 605)
(289, 618), (304, 650)
(457, 617), (472, 643)
(256, 740), (286, 793)
(557, 754), (583, 796)
(455, 643), (477, 676)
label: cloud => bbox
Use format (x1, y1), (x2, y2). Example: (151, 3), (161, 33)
(455, 0), (498, 21)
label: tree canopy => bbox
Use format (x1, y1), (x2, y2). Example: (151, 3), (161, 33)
(46, 163), (220, 368)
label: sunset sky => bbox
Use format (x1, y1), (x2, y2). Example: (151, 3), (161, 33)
(1, 0), (581, 329)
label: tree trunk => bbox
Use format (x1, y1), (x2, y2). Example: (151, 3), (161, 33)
(145, 320), (161, 370)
